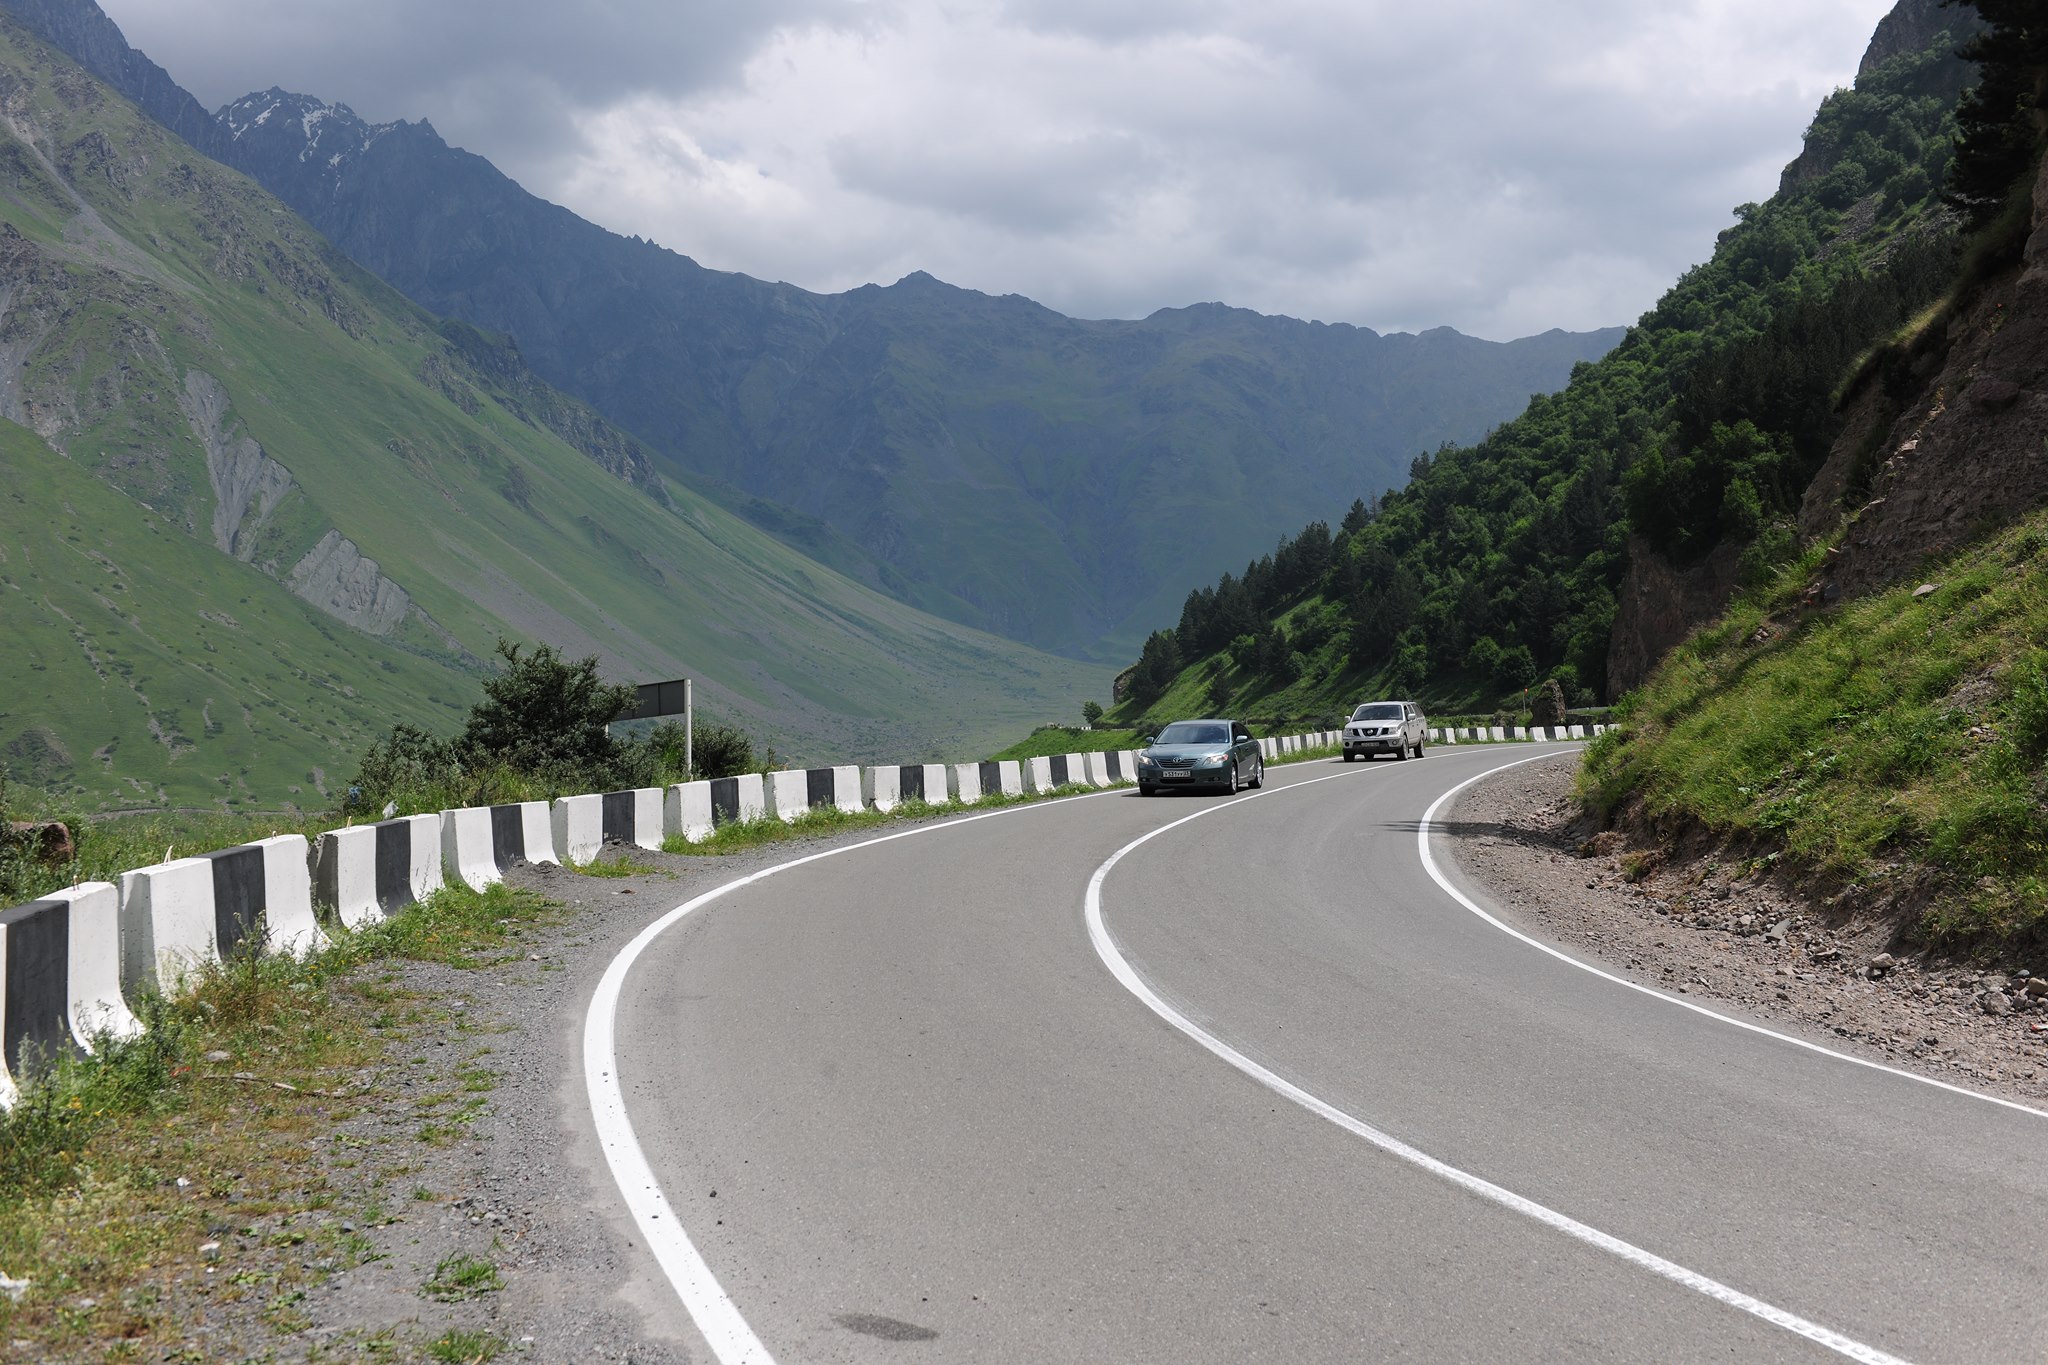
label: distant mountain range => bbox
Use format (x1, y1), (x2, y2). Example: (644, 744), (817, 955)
(4, 0), (1623, 658)
(0, 11), (1107, 809)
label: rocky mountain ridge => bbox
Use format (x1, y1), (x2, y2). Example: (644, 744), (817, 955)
(0, 0), (1622, 658)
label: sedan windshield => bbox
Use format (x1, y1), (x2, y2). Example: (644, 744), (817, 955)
(1352, 704), (1404, 722)
(1156, 722), (1230, 746)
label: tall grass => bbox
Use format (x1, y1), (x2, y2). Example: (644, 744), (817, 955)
(1581, 515), (2048, 952)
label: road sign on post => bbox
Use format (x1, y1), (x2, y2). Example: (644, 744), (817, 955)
(616, 678), (693, 778)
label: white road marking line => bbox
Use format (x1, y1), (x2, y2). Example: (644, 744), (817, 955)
(584, 786), (1136, 1365)
(1418, 751), (2048, 1121)
(1084, 766), (1912, 1365)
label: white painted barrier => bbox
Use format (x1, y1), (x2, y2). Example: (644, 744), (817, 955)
(948, 763), (983, 804)
(863, 766), (902, 813)
(441, 806), (501, 890)
(766, 770), (810, 822)
(667, 781), (714, 843)
(1117, 751), (1143, 784)
(1023, 756), (1056, 794)
(119, 857), (214, 997)
(553, 793), (604, 866)
(1082, 752), (1113, 788)
(1489, 727), (1506, 742)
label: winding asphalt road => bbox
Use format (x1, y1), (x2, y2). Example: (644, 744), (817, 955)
(595, 745), (2047, 1362)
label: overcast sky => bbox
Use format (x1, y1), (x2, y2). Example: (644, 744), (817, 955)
(100, 0), (1899, 340)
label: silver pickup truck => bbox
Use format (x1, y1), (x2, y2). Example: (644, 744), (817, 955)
(1342, 700), (1426, 761)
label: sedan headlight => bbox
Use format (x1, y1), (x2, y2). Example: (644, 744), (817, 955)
(1195, 751), (1230, 767)
(1136, 754), (1160, 770)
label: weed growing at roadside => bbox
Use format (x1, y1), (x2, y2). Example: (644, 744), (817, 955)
(429, 1328), (507, 1363)
(422, 1253), (503, 1302)
(571, 854), (662, 879)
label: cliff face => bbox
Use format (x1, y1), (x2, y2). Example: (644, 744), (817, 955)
(1804, 157), (2048, 596)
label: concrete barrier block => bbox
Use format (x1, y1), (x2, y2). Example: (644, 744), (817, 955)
(1082, 752), (1112, 787)
(1488, 727), (1505, 742)
(1115, 750), (1143, 784)
(514, 801), (557, 865)
(1023, 756), (1056, 793)
(667, 781), (715, 842)
(604, 788), (665, 849)
(0, 883), (138, 1104)
(1568, 724), (1586, 739)
(214, 836), (323, 960)
(829, 765), (864, 814)
(864, 765), (903, 813)
(315, 825), (379, 928)
(705, 773), (766, 828)
(118, 857), (217, 997)
(441, 807), (501, 891)
(0, 898), (64, 1102)
(906, 764), (949, 805)
(766, 770), (810, 822)
(976, 760), (1022, 798)
(317, 816), (442, 929)
(948, 763), (983, 804)
(553, 794), (604, 867)
(58, 882), (139, 1047)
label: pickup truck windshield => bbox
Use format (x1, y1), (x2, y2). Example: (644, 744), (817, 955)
(1352, 704), (1405, 721)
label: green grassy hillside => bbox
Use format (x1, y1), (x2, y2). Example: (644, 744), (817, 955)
(1580, 515), (2048, 953)
(0, 17), (1107, 811)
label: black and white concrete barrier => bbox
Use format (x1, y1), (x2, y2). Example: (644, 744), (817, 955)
(979, 760), (1023, 798)
(440, 800), (558, 891)
(766, 766), (864, 822)
(707, 773), (767, 829)
(554, 789), (665, 864)
(865, 764), (949, 813)
(119, 837), (325, 997)
(0, 882), (140, 1105)
(1080, 752), (1113, 788)
(314, 814), (443, 928)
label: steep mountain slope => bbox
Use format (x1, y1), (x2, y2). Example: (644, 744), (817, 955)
(0, 15), (1107, 810)
(0, 0), (1622, 658)
(1106, 0), (1979, 728)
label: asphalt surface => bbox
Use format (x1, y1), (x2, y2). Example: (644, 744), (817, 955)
(605, 745), (2048, 1363)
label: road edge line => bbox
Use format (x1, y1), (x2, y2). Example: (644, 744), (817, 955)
(1416, 752), (2048, 1121)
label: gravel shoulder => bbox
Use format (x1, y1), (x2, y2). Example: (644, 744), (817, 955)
(1443, 751), (2048, 1107)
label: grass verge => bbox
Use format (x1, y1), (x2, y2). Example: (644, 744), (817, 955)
(0, 881), (558, 1360)
(1580, 517), (2048, 955)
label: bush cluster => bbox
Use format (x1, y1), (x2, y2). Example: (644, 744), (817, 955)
(346, 639), (764, 816)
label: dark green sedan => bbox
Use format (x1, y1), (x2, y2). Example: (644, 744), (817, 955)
(1135, 718), (1265, 795)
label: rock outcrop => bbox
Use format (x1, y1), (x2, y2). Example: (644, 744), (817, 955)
(1806, 161), (2048, 599)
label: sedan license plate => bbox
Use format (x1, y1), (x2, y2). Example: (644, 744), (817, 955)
(1161, 769), (1193, 781)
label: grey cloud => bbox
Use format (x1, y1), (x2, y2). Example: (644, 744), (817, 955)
(830, 130), (1155, 233)
(99, 0), (1892, 341)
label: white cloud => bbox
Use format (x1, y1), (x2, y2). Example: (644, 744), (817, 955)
(101, 0), (1902, 338)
